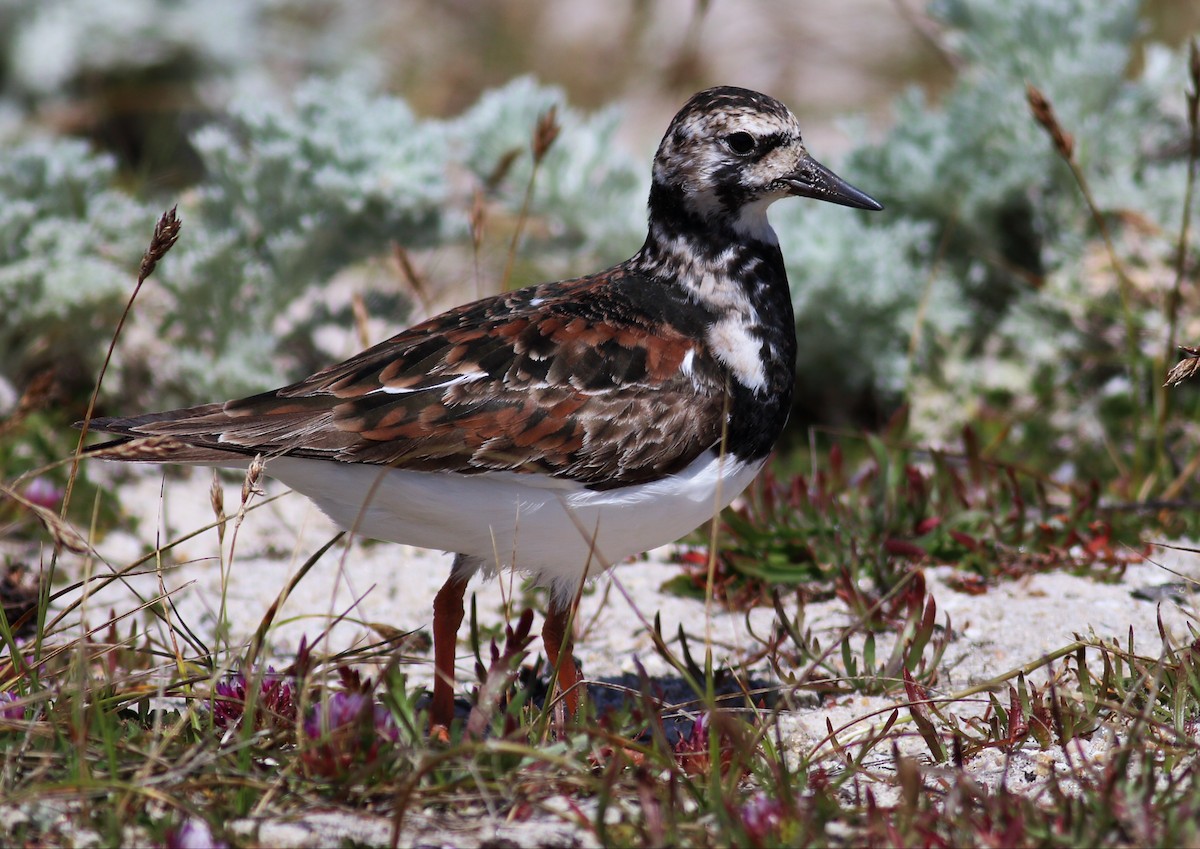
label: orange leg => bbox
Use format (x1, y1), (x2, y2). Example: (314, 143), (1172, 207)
(431, 573), (468, 733)
(542, 602), (580, 720)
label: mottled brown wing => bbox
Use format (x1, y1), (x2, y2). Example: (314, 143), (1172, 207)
(88, 271), (730, 488)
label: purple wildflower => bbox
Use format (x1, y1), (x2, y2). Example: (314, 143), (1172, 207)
(673, 711), (743, 778)
(211, 667), (295, 732)
(739, 791), (789, 846)
(300, 690), (398, 778)
(165, 817), (228, 849)
(302, 691), (368, 739)
(0, 690), (24, 721)
(22, 477), (63, 510)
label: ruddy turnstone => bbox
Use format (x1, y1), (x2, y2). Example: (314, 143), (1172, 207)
(86, 86), (882, 730)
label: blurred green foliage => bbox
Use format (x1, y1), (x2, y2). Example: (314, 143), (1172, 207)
(0, 0), (1195, 497)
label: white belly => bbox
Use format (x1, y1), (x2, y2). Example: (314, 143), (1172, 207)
(264, 451), (764, 597)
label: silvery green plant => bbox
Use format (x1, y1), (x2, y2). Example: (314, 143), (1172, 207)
(0, 0), (385, 102)
(800, 0), (1195, 427)
(156, 77), (643, 397)
(0, 0), (1194, 432)
(451, 76), (645, 264)
(153, 78), (452, 395)
(0, 139), (154, 391)
(0, 77), (644, 405)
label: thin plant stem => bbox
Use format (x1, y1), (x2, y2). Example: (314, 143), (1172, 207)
(500, 107), (560, 291)
(65, 207), (182, 517)
(1164, 39), (1200, 364)
(1159, 40), (1200, 481)
(905, 215), (956, 394)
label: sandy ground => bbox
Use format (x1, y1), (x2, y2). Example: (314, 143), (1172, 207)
(19, 462), (1194, 846)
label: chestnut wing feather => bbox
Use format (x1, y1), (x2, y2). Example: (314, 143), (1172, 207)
(90, 273), (730, 488)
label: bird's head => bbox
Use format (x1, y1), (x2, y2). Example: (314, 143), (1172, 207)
(652, 86), (883, 243)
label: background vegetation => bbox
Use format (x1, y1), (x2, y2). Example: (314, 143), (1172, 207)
(2, 0), (1200, 846)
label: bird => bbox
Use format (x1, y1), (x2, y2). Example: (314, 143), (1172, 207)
(84, 86), (883, 731)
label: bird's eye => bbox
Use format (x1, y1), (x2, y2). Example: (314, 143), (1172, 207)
(725, 132), (757, 156)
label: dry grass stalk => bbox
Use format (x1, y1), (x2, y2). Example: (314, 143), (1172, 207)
(1166, 38), (1200, 361)
(469, 188), (488, 299)
(532, 104), (561, 165)
(0, 482), (90, 554)
(1026, 84), (1074, 160)
(484, 149), (521, 191)
(209, 470), (227, 544)
(138, 205), (182, 283)
(1156, 40), (1200, 471)
(1026, 82), (1142, 411)
(239, 455), (265, 516)
(87, 435), (189, 460)
(501, 107), (562, 291)
(469, 188), (487, 255)
(350, 291), (371, 350)
(67, 207), (184, 517)
(393, 244), (432, 317)
(1165, 346), (1200, 387)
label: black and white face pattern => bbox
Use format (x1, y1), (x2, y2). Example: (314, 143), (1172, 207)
(651, 87), (814, 240)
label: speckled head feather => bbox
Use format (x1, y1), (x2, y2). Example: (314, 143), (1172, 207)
(647, 85), (882, 247)
(653, 87), (799, 190)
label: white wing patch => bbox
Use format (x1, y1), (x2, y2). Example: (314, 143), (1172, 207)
(707, 318), (765, 392)
(679, 348), (699, 388)
(680, 348), (696, 375)
(368, 372), (486, 395)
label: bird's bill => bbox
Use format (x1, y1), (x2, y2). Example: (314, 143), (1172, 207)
(784, 156), (884, 211)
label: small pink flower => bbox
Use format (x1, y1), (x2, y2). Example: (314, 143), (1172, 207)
(739, 791), (788, 845)
(211, 667), (295, 732)
(673, 711), (744, 778)
(23, 477), (63, 510)
(0, 691), (24, 721)
(166, 817), (227, 849)
(300, 691), (398, 778)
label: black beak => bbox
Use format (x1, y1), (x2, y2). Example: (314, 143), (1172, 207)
(785, 155), (884, 211)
